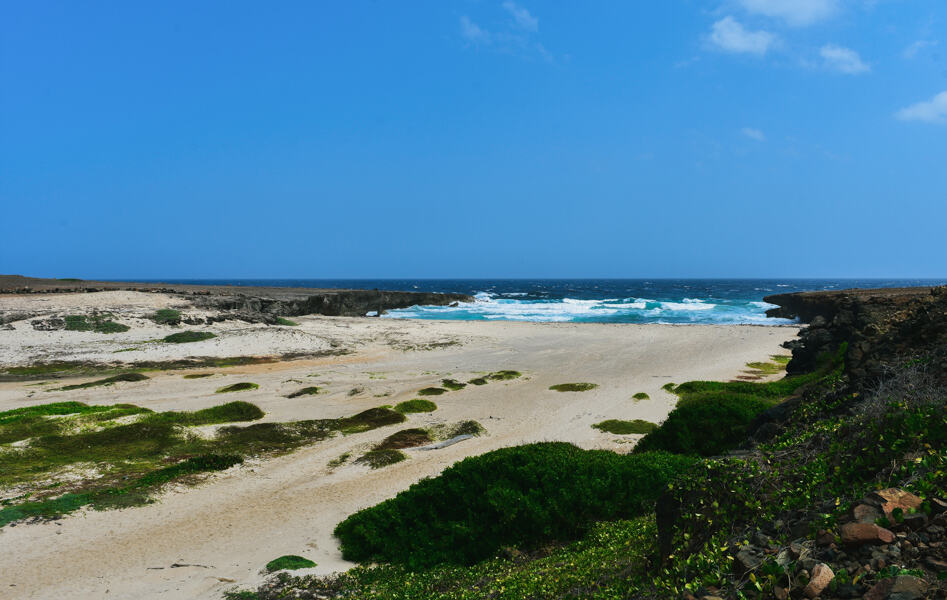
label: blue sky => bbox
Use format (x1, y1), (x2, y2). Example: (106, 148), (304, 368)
(1, 1), (945, 279)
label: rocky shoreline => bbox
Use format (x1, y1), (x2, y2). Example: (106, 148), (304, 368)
(0, 275), (473, 322)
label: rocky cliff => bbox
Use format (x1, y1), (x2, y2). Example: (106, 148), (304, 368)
(764, 286), (947, 383)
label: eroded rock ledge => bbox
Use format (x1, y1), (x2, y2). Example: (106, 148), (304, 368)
(764, 286), (947, 382)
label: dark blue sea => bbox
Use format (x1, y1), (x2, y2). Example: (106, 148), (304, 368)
(123, 279), (947, 324)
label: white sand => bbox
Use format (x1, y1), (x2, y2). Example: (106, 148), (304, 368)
(0, 292), (799, 600)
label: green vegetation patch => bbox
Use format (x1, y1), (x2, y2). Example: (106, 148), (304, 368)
(216, 382), (259, 394)
(441, 378), (466, 391)
(265, 555), (316, 573)
(275, 317), (299, 326)
(183, 373), (214, 379)
(163, 331), (216, 344)
(286, 386), (321, 398)
(336, 407), (406, 434)
(632, 392), (650, 400)
(549, 382), (598, 392)
(467, 377), (488, 386)
(417, 387), (446, 396)
(356, 449), (406, 469)
(394, 399), (437, 414)
(375, 428), (433, 450)
(64, 314), (130, 334)
(593, 419), (657, 435)
(334, 442), (694, 568)
(59, 372), (149, 391)
(662, 382), (676, 392)
(0, 400), (413, 527)
(151, 309), (182, 325)
(487, 370), (521, 381)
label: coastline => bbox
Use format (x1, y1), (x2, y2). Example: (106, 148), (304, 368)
(0, 287), (799, 599)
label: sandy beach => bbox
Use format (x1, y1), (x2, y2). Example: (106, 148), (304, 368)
(0, 291), (799, 599)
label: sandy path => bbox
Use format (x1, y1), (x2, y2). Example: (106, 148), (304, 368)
(0, 313), (798, 599)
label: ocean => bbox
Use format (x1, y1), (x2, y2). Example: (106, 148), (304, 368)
(128, 278), (947, 325)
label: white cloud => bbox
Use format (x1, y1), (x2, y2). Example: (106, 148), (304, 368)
(742, 127), (766, 141)
(738, 0), (839, 26)
(709, 17), (776, 55)
(896, 91), (947, 124)
(460, 16), (491, 44)
(903, 40), (938, 59)
(502, 1), (538, 32)
(820, 44), (869, 74)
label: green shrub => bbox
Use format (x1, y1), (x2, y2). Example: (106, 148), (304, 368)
(286, 386), (320, 398)
(215, 382), (259, 394)
(59, 372), (149, 391)
(163, 331), (216, 344)
(441, 379), (466, 391)
(593, 419), (657, 435)
(487, 370), (521, 381)
(151, 309), (182, 325)
(374, 428), (432, 450)
(417, 387), (446, 396)
(550, 383), (598, 392)
(336, 407), (406, 434)
(64, 315), (92, 331)
(467, 377), (488, 386)
(356, 449), (406, 469)
(183, 373), (213, 379)
(633, 394), (772, 456)
(334, 442), (694, 567)
(394, 399), (437, 414)
(275, 317), (299, 326)
(64, 314), (129, 333)
(265, 555), (316, 573)
(146, 401), (264, 426)
(633, 392), (650, 400)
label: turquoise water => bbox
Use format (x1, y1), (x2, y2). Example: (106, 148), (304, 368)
(129, 278), (946, 324)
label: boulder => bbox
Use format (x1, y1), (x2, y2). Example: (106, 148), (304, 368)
(869, 489), (923, 518)
(853, 503), (883, 523)
(840, 522), (894, 545)
(802, 562), (834, 598)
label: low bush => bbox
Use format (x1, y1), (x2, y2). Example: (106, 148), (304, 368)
(215, 382), (259, 394)
(633, 394), (772, 456)
(59, 372), (149, 391)
(64, 314), (130, 334)
(441, 379), (466, 391)
(417, 387), (446, 396)
(265, 555), (315, 573)
(164, 331), (216, 344)
(275, 317), (298, 326)
(151, 309), (182, 325)
(356, 449), (406, 469)
(467, 377), (488, 386)
(286, 386), (320, 398)
(146, 401), (264, 426)
(183, 373), (214, 379)
(336, 407), (406, 434)
(593, 419), (656, 435)
(334, 442), (694, 568)
(394, 399), (437, 414)
(487, 370), (521, 381)
(632, 392), (649, 400)
(549, 383), (598, 392)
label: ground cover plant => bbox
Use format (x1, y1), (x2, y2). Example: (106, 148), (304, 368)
(334, 443), (694, 568)
(163, 331), (216, 344)
(0, 401), (409, 527)
(632, 392), (649, 400)
(64, 313), (130, 334)
(467, 377), (488, 385)
(265, 555), (315, 573)
(416, 387), (446, 396)
(487, 370), (521, 380)
(150, 309), (182, 325)
(286, 386), (320, 398)
(0, 356), (307, 382)
(275, 317), (299, 326)
(58, 372), (149, 391)
(441, 378), (466, 391)
(394, 399), (437, 414)
(216, 382), (259, 393)
(549, 382), (598, 392)
(592, 419), (656, 435)
(183, 373), (214, 379)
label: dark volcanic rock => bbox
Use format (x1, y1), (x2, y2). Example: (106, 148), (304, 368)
(763, 286), (947, 384)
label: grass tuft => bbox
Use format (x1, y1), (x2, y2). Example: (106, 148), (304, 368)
(215, 382), (259, 394)
(275, 317), (299, 326)
(550, 382), (598, 392)
(183, 373), (214, 379)
(151, 309), (182, 325)
(441, 378), (466, 391)
(417, 387), (446, 396)
(286, 386), (321, 398)
(467, 377), (488, 386)
(59, 373), (149, 391)
(593, 419), (657, 435)
(632, 392), (650, 400)
(394, 399), (437, 414)
(163, 331), (216, 344)
(336, 407), (406, 434)
(265, 555), (316, 573)
(356, 449), (406, 469)
(487, 370), (521, 381)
